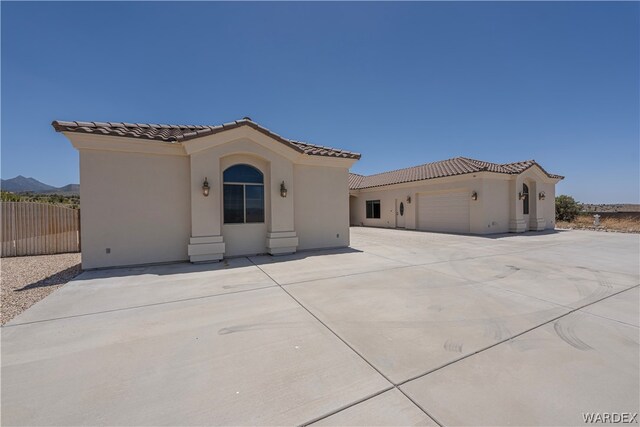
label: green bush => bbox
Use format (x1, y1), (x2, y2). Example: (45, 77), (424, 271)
(556, 195), (580, 222)
(0, 191), (21, 202)
(0, 191), (79, 208)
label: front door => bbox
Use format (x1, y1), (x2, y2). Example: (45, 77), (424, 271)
(396, 199), (406, 228)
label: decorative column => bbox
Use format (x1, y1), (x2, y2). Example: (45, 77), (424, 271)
(187, 152), (225, 262)
(529, 181), (546, 231)
(508, 179), (526, 233)
(266, 160), (298, 255)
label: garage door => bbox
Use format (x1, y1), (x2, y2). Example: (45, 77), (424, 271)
(417, 191), (470, 233)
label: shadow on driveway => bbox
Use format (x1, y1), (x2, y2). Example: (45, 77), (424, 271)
(72, 246), (363, 281)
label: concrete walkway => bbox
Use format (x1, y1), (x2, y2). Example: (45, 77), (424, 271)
(2, 228), (638, 426)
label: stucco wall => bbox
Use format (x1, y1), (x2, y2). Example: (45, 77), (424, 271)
(538, 181), (557, 229)
(350, 185), (412, 229)
(514, 168), (558, 231)
(349, 173), (553, 235)
(69, 126), (356, 267)
(350, 175), (492, 233)
(189, 138), (296, 257)
(219, 153), (270, 257)
(479, 177), (511, 233)
(295, 165), (350, 250)
(79, 150), (190, 269)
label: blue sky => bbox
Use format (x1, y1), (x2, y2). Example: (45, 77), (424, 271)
(2, 1), (638, 203)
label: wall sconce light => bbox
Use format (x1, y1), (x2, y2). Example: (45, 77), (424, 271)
(280, 181), (288, 198)
(406, 195), (412, 204)
(518, 192), (525, 200)
(471, 191), (478, 201)
(538, 191), (546, 200)
(202, 177), (210, 197)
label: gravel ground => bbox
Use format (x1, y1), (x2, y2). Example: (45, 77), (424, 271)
(1, 253), (81, 325)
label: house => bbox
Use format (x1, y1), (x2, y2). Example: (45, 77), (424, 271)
(349, 157), (563, 234)
(52, 118), (360, 269)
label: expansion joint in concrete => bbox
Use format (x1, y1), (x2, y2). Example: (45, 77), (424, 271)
(247, 257), (445, 427)
(395, 284), (640, 388)
(2, 284), (278, 328)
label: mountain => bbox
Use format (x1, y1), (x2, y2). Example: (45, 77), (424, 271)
(1, 176), (79, 195)
(1, 176), (58, 193)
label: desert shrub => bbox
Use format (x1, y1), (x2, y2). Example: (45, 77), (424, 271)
(0, 191), (79, 208)
(556, 195), (580, 222)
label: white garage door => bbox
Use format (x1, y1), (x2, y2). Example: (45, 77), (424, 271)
(418, 191), (470, 233)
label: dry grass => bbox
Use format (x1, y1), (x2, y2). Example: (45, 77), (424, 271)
(556, 215), (640, 233)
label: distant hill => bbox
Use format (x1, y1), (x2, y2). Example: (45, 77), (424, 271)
(51, 184), (80, 194)
(1, 176), (79, 195)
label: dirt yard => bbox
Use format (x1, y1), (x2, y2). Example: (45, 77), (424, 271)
(557, 214), (640, 233)
(1, 253), (81, 325)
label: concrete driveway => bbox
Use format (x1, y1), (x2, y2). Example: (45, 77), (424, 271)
(2, 228), (638, 426)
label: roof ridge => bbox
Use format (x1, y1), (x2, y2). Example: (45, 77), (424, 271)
(458, 156), (486, 163)
(456, 156), (490, 171)
(52, 119), (252, 130)
(293, 139), (350, 151)
(359, 157), (467, 179)
(349, 156), (563, 190)
(501, 159), (535, 166)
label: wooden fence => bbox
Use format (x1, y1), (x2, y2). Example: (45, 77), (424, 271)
(1, 202), (80, 257)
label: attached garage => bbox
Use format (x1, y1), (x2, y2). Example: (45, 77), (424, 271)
(417, 191), (470, 233)
(348, 157), (563, 235)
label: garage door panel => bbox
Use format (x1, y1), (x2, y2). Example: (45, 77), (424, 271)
(418, 192), (470, 233)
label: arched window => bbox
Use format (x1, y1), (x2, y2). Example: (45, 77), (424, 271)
(522, 183), (529, 215)
(223, 164), (264, 224)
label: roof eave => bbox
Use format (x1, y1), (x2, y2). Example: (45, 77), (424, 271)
(52, 118), (361, 160)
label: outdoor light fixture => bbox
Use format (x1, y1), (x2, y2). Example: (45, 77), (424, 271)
(280, 181), (288, 198)
(538, 191), (546, 200)
(518, 192), (526, 200)
(406, 195), (412, 203)
(202, 177), (210, 197)
(471, 191), (478, 201)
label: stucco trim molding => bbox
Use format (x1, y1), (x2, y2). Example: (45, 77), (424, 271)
(64, 132), (187, 157)
(266, 231), (299, 255)
(188, 235), (225, 262)
(509, 218), (527, 233)
(530, 217), (546, 231)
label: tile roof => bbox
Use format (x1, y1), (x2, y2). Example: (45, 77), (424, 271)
(349, 157), (563, 190)
(348, 173), (365, 189)
(51, 118), (361, 160)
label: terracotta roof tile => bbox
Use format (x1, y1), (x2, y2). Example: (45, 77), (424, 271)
(52, 118), (361, 160)
(348, 173), (365, 189)
(349, 157), (563, 189)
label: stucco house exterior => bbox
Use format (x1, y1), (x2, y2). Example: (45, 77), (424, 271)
(349, 157), (563, 234)
(53, 118), (360, 269)
(53, 118), (563, 269)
